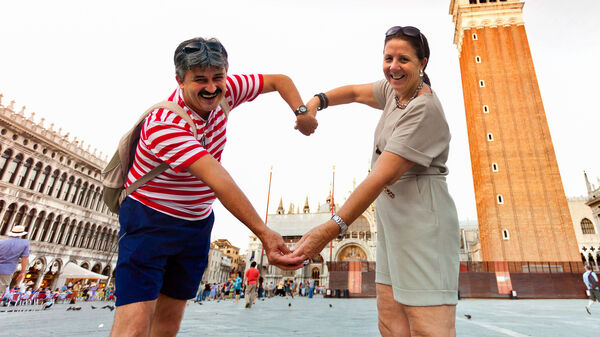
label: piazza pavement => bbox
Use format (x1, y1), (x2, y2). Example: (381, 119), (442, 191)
(0, 297), (598, 336)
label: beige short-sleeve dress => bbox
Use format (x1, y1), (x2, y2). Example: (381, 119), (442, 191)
(372, 79), (459, 306)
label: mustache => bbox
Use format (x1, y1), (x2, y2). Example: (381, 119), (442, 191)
(198, 88), (222, 96)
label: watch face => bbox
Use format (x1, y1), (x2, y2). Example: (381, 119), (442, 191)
(298, 105), (308, 113)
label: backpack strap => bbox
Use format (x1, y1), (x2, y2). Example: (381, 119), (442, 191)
(219, 98), (231, 119)
(121, 101), (198, 200)
(146, 101), (198, 137)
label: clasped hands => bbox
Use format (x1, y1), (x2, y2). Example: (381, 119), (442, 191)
(294, 114), (318, 136)
(260, 220), (340, 270)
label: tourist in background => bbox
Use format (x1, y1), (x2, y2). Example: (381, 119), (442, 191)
(0, 225), (30, 294)
(202, 283), (211, 302)
(257, 276), (264, 299)
(245, 262), (259, 308)
(233, 273), (243, 303)
(583, 265), (600, 315)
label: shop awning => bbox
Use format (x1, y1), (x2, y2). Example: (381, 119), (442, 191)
(60, 262), (108, 280)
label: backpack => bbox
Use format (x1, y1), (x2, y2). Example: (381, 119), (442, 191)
(101, 99), (231, 214)
(589, 272), (600, 290)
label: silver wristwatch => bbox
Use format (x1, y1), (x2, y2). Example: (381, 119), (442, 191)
(331, 214), (348, 237)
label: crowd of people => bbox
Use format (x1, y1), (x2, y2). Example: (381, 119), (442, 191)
(1, 281), (116, 310)
(194, 277), (323, 303)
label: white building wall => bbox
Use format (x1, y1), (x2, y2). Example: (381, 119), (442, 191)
(0, 96), (119, 290)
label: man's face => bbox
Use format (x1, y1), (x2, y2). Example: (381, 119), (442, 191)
(176, 66), (227, 118)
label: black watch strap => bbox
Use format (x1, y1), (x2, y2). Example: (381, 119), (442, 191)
(294, 105), (308, 116)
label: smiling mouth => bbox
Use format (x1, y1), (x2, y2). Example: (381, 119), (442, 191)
(199, 89), (221, 99)
(390, 74), (406, 80)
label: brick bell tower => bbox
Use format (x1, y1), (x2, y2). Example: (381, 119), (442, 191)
(449, 0), (580, 263)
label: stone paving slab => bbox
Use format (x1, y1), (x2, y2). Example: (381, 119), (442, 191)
(0, 297), (598, 336)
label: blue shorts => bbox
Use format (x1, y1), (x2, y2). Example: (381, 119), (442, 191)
(115, 197), (214, 307)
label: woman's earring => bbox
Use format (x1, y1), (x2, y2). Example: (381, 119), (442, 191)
(420, 69), (424, 79)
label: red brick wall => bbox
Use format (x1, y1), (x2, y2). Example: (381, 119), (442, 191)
(327, 262), (586, 299)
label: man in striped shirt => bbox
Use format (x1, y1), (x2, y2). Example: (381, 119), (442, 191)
(110, 37), (316, 337)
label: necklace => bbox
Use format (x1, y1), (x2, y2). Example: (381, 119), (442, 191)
(395, 80), (424, 110)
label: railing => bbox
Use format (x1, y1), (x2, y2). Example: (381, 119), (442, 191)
(459, 261), (585, 274)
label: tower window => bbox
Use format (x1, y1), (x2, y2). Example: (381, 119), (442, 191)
(492, 163), (499, 172)
(472, 33), (478, 40)
(487, 133), (494, 141)
(497, 194), (504, 204)
(502, 229), (510, 240)
(479, 80), (485, 87)
(483, 105), (489, 113)
(475, 56), (482, 63)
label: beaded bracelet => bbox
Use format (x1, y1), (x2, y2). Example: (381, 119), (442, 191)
(314, 93), (329, 111)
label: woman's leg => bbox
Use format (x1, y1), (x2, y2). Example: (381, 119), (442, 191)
(404, 303), (456, 337)
(377, 284), (456, 337)
(377, 284), (410, 337)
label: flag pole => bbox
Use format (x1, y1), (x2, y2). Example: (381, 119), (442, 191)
(330, 165), (335, 264)
(259, 165), (273, 273)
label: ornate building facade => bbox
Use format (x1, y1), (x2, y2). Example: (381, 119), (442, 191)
(449, 0), (580, 262)
(201, 246), (232, 284)
(0, 94), (119, 289)
(246, 194), (376, 294)
(568, 195), (600, 269)
(211, 239), (242, 273)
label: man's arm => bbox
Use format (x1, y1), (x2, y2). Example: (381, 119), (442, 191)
(16, 256), (29, 283)
(186, 155), (304, 269)
(262, 74), (317, 136)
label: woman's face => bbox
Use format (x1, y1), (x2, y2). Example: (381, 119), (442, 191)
(382, 38), (426, 96)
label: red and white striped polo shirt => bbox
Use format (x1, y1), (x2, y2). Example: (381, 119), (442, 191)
(125, 74), (264, 220)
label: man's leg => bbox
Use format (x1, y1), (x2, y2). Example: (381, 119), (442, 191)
(245, 284), (255, 308)
(149, 294), (187, 337)
(377, 284), (410, 337)
(110, 299), (157, 337)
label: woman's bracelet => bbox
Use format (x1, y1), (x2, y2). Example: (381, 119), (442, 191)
(314, 93), (329, 111)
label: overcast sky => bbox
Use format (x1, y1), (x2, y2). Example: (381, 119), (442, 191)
(1, 0), (599, 251)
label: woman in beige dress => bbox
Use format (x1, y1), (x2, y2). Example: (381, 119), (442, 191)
(291, 26), (460, 337)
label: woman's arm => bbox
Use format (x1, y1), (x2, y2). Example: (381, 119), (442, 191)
(290, 151), (414, 260)
(305, 83), (382, 116)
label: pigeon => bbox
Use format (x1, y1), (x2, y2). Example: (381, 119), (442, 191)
(102, 305), (115, 311)
(73, 307), (82, 311)
(329, 304), (332, 308)
(91, 305), (97, 309)
(197, 302), (203, 305)
(66, 307), (73, 311)
(464, 314), (471, 319)
(288, 303), (291, 307)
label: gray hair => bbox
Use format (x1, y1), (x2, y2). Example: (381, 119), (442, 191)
(174, 37), (229, 80)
